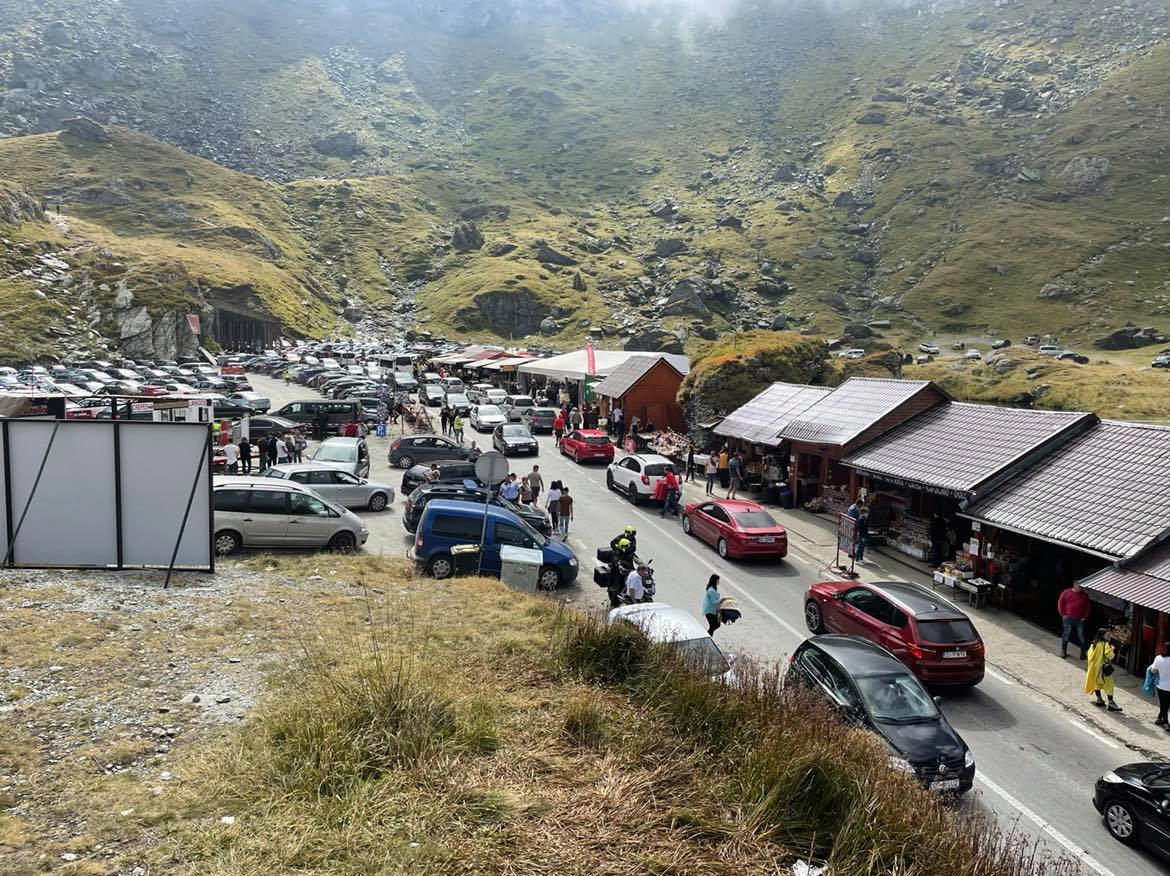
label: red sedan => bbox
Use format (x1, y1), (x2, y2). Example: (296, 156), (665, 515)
(560, 428), (615, 464)
(803, 579), (985, 686)
(681, 499), (788, 559)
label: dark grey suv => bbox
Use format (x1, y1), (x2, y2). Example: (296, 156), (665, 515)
(388, 433), (470, 469)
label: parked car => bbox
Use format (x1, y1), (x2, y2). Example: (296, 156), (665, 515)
(243, 414), (299, 435)
(803, 580), (984, 686)
(527, 407), (558, 433)
(271, 399), (359, 434)
(493, 422), (539, 456)
(353, 396), (388, 422)
(227, 391), (270, 413)
(402, 482), (551, 535)
(426, 500), (573, 583)
(470, 404), (507, 432)
(503, 394), (537, 422)
(466, 383), (495, 404)
(212, 476), (368, 555)
(964, 349), (982, 360)
(1093, 762), (1170, 862)
(390, 372), (418, 393)
(608, 602), (735, 683)
(439, 377), (465, 393)
(388, 433), (470, 469)
(421, 384), (446, 407)
(1152, 354), (1170, 369)
(838, 348), (867, 360)
(1059, 351), (1090, 364)
(917, 343), (941, 355)
(991, 339), (1012, 349)
(560, 428), (615, 464)
(606, 453), (678, 504)
(1038, 345), (1063, 356)
(310, 436), (371, 478)
(259, 463), (394, 511)
(485, 388), (508, 405)
(401, 459), (480, 494)
(682, 499), (788, 560)
(787, 635), (975, 793)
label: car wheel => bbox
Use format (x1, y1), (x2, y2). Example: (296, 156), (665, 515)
(805, 599), (826, 633)
(428, 553), (454, 580)
(606, 471), (615, 491)
(214, 530), (241, 557)
(368, 492), (388, 512)
(397, 454), (413, 469)
(628, 483), (641, 505)
(537, 565), (561, 591)
(717, 538), (729, 559)
(573, 449), (580, 463)
(1103, 799), (1139, 845)
(329, 531), (356, 552)
(682, 515), (692, 534)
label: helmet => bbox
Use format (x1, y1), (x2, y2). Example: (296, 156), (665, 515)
(617, 538), (631, 551)
(624, 525), (637, 536)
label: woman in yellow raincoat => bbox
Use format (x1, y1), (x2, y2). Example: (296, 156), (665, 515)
(1085, 629), (1123, 712)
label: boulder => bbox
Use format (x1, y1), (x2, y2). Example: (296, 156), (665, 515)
(1093, 326), (1167, 350)
(816, 291), (850, 311)
(534, 244), (577, 266)
(857, 111), (886, 125)
(1000, 87), (1037, 111)
(832, 191), (857, 208)
(648, 199), (676, 218)
(654, 238), (688, 257)
(488, 241), (517, 256)
(572, 272), (587, 292)
(624, 328), (684, 355)
(61, 116), (111, 143)
(540, 317), (559, 335)
(451, 222), (484, 251)
(1060, 156), (1109, 194)
(469, 290), (547, 335)
(799, 244), (835, 261)
(660, 283), (709, 317)
(755, 279), (792, 297)
(44, 20), (73, 46)
(942, 303), (969, 317)
(1025, 59), (1051, 74)
(773, 162), (799, 182)
(459, 204), (510, 221)
(769, 314), (788, 331)
(849, 247), (879, 266)
(1037, 282), (1074, 300)
(843, 323), (874, 339)
(312, 131), (362, 157)
(871, 88), (906, 102)
(716, 215), (743, 229)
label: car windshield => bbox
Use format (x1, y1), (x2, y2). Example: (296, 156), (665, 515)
(448, 394), (469, 404)
(644, 463), (676, 476)
(502, 425), (528, 436)
(673, 637), (731, 677)
(856, 674), (939, 722)
(511, 397), (535, 407)
(583, 435), (611, 446)
(315, 444), (356, 462)
(916, 619), (978, 644)
(735, 511), (777, 528)
(478, 405), (503, 417)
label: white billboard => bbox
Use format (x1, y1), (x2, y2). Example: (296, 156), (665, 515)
(0, 420), (213, 571)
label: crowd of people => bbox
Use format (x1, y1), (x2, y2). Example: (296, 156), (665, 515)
(221, 429), (308, 474)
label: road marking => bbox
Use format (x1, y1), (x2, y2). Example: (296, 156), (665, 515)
(984, 667), (1014, 686)
(976, 774), (1119, 876)
(1068, 719), (1120, 750)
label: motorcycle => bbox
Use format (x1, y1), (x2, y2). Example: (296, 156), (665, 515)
(594, 548), (656, 607)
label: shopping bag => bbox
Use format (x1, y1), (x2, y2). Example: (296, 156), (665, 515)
(1144, 667), (1159, 698)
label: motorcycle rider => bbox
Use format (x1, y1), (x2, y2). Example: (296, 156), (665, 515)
(610, 526), (637, 559)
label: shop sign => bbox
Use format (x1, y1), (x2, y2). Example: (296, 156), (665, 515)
(859, 471), (963, 498)
(131, 402), (153, 413)
(837, 513), (858, 556)
(971, 521), (982, 532)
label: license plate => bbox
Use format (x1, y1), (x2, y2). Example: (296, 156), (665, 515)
(930, 778), (960, 791)
(758, 536), (775, 543)
(943, 650), (967, 659)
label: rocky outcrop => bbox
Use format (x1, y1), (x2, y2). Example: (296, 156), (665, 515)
(312, 131), (362, 157)
(857, 111), (886, 125)
(1094, 326), (1168, 350)
(1060, 156), (1109, 194)
(471, 289), (547, 335)
(533, 244), (577, 266)
(0, 184), (44, 224)
(624, 328), (684, 355)
(451, 222), (485, 251)
(61, 116), (111, 143)
(654, 238), (687, 257)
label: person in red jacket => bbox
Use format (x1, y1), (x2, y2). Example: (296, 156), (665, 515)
(658, 467), (681, 519)
(553, 412), (565, 444)
(1058, 582), (1091, 660)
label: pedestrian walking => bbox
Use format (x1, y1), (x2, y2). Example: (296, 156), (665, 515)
(294, 430), (307, 463)
(529, 465), (544, 504)
(659, 467), (681, 519)
(254, 434), (268, 468)
(500, 473), (521, 502)
(222, 440), (239, 474)
(705, 451), (718, 496)
(266, 433), (279, 467)
(1085, 630), (1123, 712)
(239, 436), (252, 474)
(570, 407), (583, 430)
(703, 574), (722, 636)
(854, 508), (869, 563)
(440, 404), (451, 437)
(558, 486), (573, 538)
(452, 414), (464, 444)
(1057, 582), (1090, 659)
(726, 452), (742, 499)
(280, 434), (294, 464)
(546, 480), (562, 533)
(553, 412), (565, 444)
(1150, 644), (1170, 731)
(611, 405), (623, 437)
(685, 443), (696, 482)
(718, 445), (730, 489)
(283, 368), (291, 385)
(520, 476), (533, 505)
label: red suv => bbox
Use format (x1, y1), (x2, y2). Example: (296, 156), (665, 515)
(803, 580), (984, 686)
(560, 428), (615, 464)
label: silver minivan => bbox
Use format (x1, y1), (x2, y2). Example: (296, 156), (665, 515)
(212, 476), (369, 555)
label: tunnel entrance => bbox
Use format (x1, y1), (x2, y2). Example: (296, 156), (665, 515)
(206, 287), (284, 353)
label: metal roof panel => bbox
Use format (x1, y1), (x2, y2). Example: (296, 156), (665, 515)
(714, 383), (833, 446)
(779, 378), (936, 446)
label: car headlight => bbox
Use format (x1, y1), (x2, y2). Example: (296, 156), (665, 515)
(887, 756), (915, 774)
(569, 558), (578, 566)
(964, 750), (975, 769)
(1102, 771), (1123, 784)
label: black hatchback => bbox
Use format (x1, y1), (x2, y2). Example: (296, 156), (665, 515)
(787, 635), (975, 794)
(402, 483), (552, 535)
(1094, 763), (1170, 862)
(400, 459), (481, 494)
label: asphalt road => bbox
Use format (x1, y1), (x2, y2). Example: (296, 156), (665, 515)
(251, 375), (1165, 876)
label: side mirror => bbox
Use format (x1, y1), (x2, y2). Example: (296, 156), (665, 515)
(932, 695), (943, 706)
(833, 591), (846, 601)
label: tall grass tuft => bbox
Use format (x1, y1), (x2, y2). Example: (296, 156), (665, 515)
(562, 692), (609, 748)
(557, 611), (649, 684)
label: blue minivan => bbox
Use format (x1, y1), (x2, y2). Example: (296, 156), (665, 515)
(412, 499), (578, 589)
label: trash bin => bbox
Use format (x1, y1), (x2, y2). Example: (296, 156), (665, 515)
(500, 545), (544, 594)
(451, 544), (481, 575)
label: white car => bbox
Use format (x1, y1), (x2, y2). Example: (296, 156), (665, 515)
(608, 602), (735, 683)
(918, 343), (940, 355)
(466, 383), (495, 404)
(470, 404), (507, 432)
(485, 388), (508, 405)
(258, 463), (394, 512)
(964, 349), (982, 360)
(838, 348), (866, 359)
(1037, 345), (1063, 356)
(606, 453), (678, 504)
